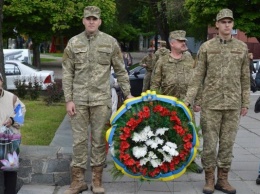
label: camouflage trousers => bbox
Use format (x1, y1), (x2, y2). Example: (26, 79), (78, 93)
(200, 108), (240, 169)
(70, 104), (111, 169)
(142, 71), (152, 92)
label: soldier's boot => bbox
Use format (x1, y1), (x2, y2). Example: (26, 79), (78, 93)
(64, 167), (88, 194)
(215, 168), (236, 194)
(203, 167), (215, 194)
(91, 166), (105, 194)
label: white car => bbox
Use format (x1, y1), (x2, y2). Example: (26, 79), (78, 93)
(4, 60), (55, 90)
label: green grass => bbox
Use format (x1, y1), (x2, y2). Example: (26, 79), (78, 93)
(43, 53), (63, 57)
(41, 58), (56, 62)
(21, 99), (66, 145)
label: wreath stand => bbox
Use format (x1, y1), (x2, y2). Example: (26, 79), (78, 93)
(133, 180), (175, 194)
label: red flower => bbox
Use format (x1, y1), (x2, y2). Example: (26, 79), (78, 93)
(153, 105), (164, 112)
(121, 127), (131, 134)
(160, 163), (169, 173)
(120, 133), (130, 140)
(184, 142), (192, 151)
(173, 125), (185, 135)
(120, 141), (130, 151)
(126, 118), (138, 128)
(183, 134), (192, 142)
(125, 158), (136, 166)
(119, 152), (131, 161)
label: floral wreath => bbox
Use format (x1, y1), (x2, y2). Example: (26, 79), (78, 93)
(106, 90), (199, 181)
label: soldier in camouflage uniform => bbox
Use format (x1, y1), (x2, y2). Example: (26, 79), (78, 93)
(184, 9), (250, 194)
(62, 6), (133, 194)
(154, 40), (170, 62)
(140, 48), (156, 92)
(150, 30), (195, 99)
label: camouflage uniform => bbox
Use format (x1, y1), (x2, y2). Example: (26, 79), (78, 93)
(140, 52), (156, 92)
(185, 35), (250, 169)
(154, 41), (170, 62)
(62, 29), (131, 169)
(151, 52), (194, 99)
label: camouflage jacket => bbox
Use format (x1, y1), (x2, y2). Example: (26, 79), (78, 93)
(150, 52), (194, 100)
(140, 54), (156, 72)
(62, 30), (130, 106)
(185, 36), (250, 109)
(154, 47), (170, 62)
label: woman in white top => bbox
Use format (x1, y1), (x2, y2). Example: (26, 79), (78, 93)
(0, 73), (26, 194)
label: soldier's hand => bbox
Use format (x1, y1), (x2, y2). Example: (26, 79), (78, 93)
(66, 101), (76, 117)
(240, 107), (248, 116)
(193, 105), (201, 112)
(126, 94), (134, 99)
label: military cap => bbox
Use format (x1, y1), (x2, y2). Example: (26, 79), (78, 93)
(216, 8), (233, 21)
(84, 6), (101, 19)
(169, 30), (187, 41)
(158, 40), (167, 47)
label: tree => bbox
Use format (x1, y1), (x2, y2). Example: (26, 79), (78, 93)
(3, 0), (116, 67)
(0, 0), (6, 88)
(185, 0), (260, 42)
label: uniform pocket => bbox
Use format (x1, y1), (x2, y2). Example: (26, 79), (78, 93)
(74, 47), (88, 64)
(98, 48), (111, 65)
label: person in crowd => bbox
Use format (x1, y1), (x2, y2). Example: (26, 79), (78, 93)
(121, 47), (131, 75)
(62, 5), (133, 194)
(0, 73), (26, 194)
(249, 53), (257, 92)
(184, 8), (250, 194)
(154, 40), (170, 62)
(140, 47), (156, 92)
(255, 69), (260, 89)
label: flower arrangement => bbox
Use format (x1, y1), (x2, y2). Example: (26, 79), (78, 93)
(106, 90), (199, 181)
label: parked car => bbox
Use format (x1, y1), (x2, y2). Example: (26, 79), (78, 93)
(4, 60), (55, 90)
(129, 66), (146, 97)
(253, 59), (260, 79)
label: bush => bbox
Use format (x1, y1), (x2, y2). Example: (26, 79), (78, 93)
(14, 79), (27, 99)
(44, 79), (64, 105)
(14, 76), (42, 100)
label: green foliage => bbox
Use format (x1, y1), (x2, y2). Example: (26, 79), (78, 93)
(27, 76), (42, 100)
(14, 79), (27, 99)
(44, 79), (64, 105)
(13, 76), (45, 100)
(185, 0), (260, 41)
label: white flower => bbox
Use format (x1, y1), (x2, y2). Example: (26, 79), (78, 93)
(132, 132), (142, 142)
(140, 157), (149, 166)
(143, 126), (155, 138)
(158, 149), (173, 162)
(166, 142), (177, 149)
(162, 142), (179, 157)
(145, 137), (164, 149)
(154, 137), (164, 145)
(148, 151), (157, 159)
(150, 158), (162, 168)
(133, 146), (147, 159)
(155, 127), (169, 136)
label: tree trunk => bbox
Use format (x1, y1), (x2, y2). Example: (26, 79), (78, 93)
(0, 0), (6, 89)
(149, 0), (170, 50)
(32, 43), (41, 69)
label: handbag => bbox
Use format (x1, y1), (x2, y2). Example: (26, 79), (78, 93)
(0, 126), (21, 171)
(254, 96), (260, 113)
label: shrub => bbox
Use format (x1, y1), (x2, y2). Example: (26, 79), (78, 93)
(44, 79), (64, 105)
(14, 79), (27, 99)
